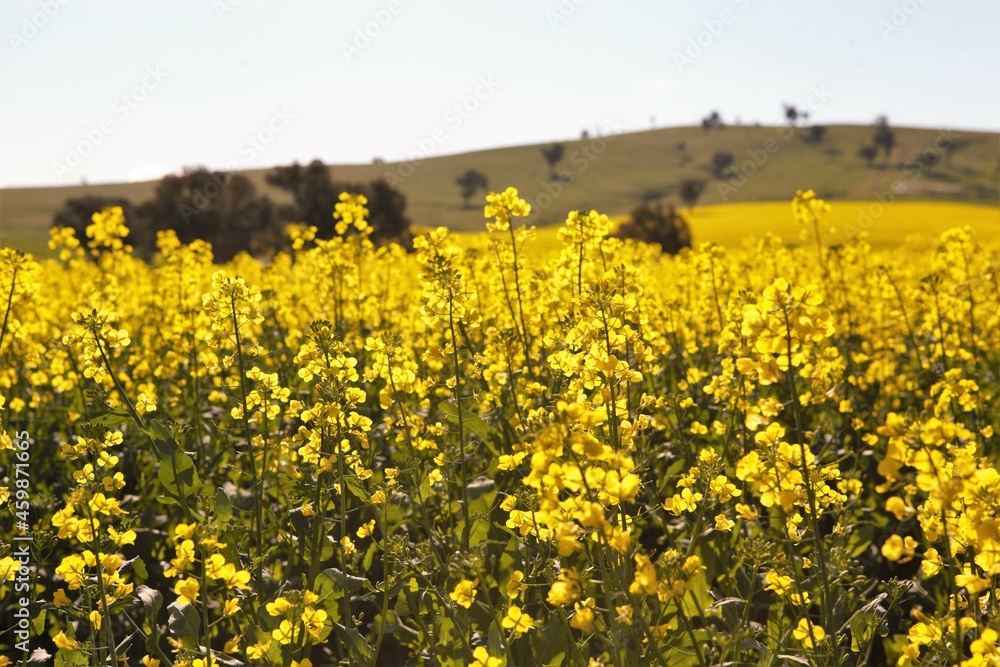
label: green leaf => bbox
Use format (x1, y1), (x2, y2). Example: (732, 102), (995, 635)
(849, 593), (889, 653)
(440, 401), (492, 442)
(143, 419), (203, 504)
(459, 476), (497, 546)
(363, 539), (379, 572)
(88, 408), (130, 428)
(345, 477), (368, 502)
(487, 621), (504, 658)
(30, 608), (46, 635)
(317, 567), (370, 596)
(529, 618), (567, 667)
(155, 442), (202, 501)
(214, 486), (233, 524)
(129, 556), (148, 585)
(145, 418), (173, 443)
(167, 601), (200, 649)
(54, 650), (86, 667)
(137, 585), (163, 621)
(332, 621), (374, 663)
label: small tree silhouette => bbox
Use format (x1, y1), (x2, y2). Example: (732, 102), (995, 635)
(52, 196), (147, 255)
(614, 202), (692, 255)
(873, 116), (896, 161)
(803, 125), (827, 145)
(541, 143), (565, 181)
(783, 104), (810, 128)
(858, 144), (878, 167)
(679, 179), (706, 210)
(711, 151), (735, 179)
(455, 169), (489, 209)
(676, 141), (690, 165)
(913, 150), (940, 171)
(701, 111), (724, 132)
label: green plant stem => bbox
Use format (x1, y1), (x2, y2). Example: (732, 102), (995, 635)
(231, 298), (265, 601)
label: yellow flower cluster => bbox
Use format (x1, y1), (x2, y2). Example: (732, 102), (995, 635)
(5, 192), (1000, 667)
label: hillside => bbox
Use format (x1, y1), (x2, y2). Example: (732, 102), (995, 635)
(1, 124), (997, 256)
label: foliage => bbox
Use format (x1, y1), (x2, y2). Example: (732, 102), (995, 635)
(858, 144), (879, 167)
(541, 144), (566, 181)
(615, 202), (692, 255)
(679, 179), (706, 210)
(701, 111), (724, 131)
(710, 152), (735, 179)
(139, 168), (282, 262)
(456, 169), (490, 208)
(873, 116), (897, 161)
(803, 125), (827, 145)
(52, 196), (148, 256)
(268, 160), (414, 249)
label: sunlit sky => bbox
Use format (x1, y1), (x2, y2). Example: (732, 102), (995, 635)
(2, 0), (997, 187)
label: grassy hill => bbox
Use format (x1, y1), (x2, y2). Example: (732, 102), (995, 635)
(2, 124), (997, 257)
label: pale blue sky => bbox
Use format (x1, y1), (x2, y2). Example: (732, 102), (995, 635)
(1, 0), (997, 186)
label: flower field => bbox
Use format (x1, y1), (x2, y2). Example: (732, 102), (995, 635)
(2, 188), (1000, 666)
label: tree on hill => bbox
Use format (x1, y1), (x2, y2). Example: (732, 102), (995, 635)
(344, 178), (415, 249)
(783, 104), (809, 127)
(913, 150), (940, 171)
(52, 195), (147, 254)
(614, 202), (692, 255)
(701, 111), (724, 132)
(710, 151), (735, 179)
(455, 169), (489, 209)
(266, 159), (340, 230)
(803, 125), (827, 145)
(541, 143), (565, 181)
(267, 159), (413, 246)
(858, 144), (879, 168)
(139, 168), (282, 261)
(675, 141), (691, 165)
(873, 116), (896, 161)
(679, 179), (706, 210)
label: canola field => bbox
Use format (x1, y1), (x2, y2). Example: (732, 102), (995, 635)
(2, 189), (1000, 666)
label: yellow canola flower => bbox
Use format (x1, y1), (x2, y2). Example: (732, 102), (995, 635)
(450, 578), (479, 609)
(173, 577), (200, 605)
(502, 605), (534, 634)
(792, 618), (826, 648)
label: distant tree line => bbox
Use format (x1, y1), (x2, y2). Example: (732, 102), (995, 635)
(52, 160), (413, 262)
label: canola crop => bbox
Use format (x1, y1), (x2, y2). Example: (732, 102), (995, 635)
(1, 189), (999, 666)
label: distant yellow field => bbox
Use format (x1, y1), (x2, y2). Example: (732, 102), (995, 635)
(447, 200), (1000, 257)
(685, 200), (1000, 247)
(4, 200), (998, 260)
